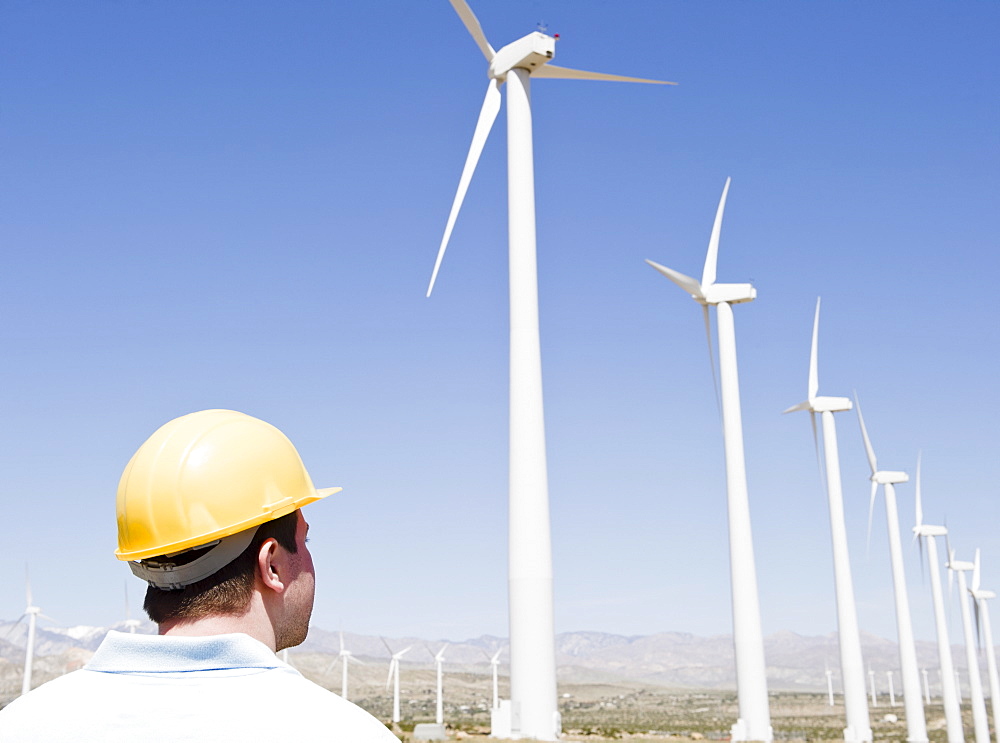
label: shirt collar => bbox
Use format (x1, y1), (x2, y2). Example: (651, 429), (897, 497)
(86, 630), (283, 673)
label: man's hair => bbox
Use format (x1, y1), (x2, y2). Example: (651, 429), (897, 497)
(143, 510), (300, 624)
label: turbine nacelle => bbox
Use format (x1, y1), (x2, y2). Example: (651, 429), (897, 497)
(872, 471), (908, 485)
(701, 283), (756, 305)
(784, 395), (852, 414)
(489, 32), (555, 80)
(913, 524), (947, 537)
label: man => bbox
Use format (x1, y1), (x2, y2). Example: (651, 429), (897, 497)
(0, 409), (399, 742)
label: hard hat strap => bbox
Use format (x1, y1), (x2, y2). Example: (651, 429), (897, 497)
(129, 525), (260, 590)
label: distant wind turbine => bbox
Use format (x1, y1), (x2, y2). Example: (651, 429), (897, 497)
(949, 548), (990, 743)
(328, 631), (365, 701)
(8, 568), (58, 696)
(382, 638), (412, 724)
(912, 456), (964, 743)
(826, 664), (835, 707)
(868, 666), (878, 707)
(428, 643), (449, 725)
(785, 298), (871, 743)
(123, 582), (140, 634)
(427, 2), (672, 738)
(484, 647), (503, 709)
(855, 397), (928, 742)
(646, 178), (772, 743)
(922, 668), (931, 705)
(887, 671), (896, 707)
(970, 550), (1000, 739)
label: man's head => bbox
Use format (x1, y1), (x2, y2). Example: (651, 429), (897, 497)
(116, 410), (335, 647)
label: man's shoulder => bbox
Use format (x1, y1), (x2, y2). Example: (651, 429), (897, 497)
(269, 668), (399, 740)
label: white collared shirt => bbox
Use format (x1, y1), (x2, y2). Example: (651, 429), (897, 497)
(0, 630), (399, 742)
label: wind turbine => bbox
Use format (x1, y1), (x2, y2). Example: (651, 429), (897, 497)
(382, 638), (412, 725)
(484, 647), (503, 709)
(646, 179), (771, 743)
(971, 550), (1000, 739)
(826, 663), (835, 707)
(922, 668), (931, 705)
(328, 631), (364, 701)
(912, 456), (964, 743)
(869, 666), (878, 707)
(949, 548), (990, 743)
(855, 397), (928, 742)
(7, 568), (58, 696)
(426, 3), (672, 739)
(123, 582), (141, 634)
(887, 671), (896, 707)
(428, 643), (449, 725)
(785, 298), (871, 743)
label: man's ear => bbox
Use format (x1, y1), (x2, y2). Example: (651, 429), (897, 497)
(257, 538), (288, 594)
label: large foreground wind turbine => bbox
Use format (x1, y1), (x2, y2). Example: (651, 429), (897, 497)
(855, 398), (927, 743)
(427, 2), (672, 739)
(971, 551), (1000, 738)
(646, 179), (772, 743)
(784, 298), (871, 743)
(948, 549), (990, 743)
(912, 457), (964, 743)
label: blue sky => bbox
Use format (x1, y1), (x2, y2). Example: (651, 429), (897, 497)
(1, 0), (997, 651)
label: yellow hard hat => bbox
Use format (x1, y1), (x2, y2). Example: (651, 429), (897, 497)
(116, 409), (341, 562)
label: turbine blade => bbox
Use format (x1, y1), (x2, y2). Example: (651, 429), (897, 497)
(386, 660), (395, 690)
(974, 597), (983, 652)
(426, 79), (502, 297)
(974, 548), (982, 593)
(447, 0), (495, 60)
(25, 567), (32, 608)
(380, 636), (393, 655)
(339, 630), (345, 653)
(867, 481), (878, 558)
(703, 304), (721, 416)
(491, 649), (502, 662)
(918, 535), (925, 583)
(532, 64), (676, 85)
(854, 393), (878, 475)
(810, 411), (822, 472)
(399, 645), (413, 658)
(0, 615), (28, 641)
(782, 401), (811, 414)
(701, 178), (730, 287)
(809, 297), (821, 399)
(644, 259), (703, 298)
(915, 452), (923, 529)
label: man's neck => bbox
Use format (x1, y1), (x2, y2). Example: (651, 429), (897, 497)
(158, 598), (277, 652)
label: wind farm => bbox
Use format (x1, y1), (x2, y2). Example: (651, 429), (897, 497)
(0, 0), (998, 741)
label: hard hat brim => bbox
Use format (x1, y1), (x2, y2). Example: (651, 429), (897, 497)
(116, 485), (342, 562)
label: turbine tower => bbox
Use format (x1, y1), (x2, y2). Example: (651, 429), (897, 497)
(912, 456), (964, 743)
(785, 298), (871, 743)
(855, 397), (928, 743)
(382, 638), (412, 725)
(971, 551), (1000, 738)
(948, 549), (990, 743)
(426, 2), (672, 738)
(646, 179), (772, 743)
